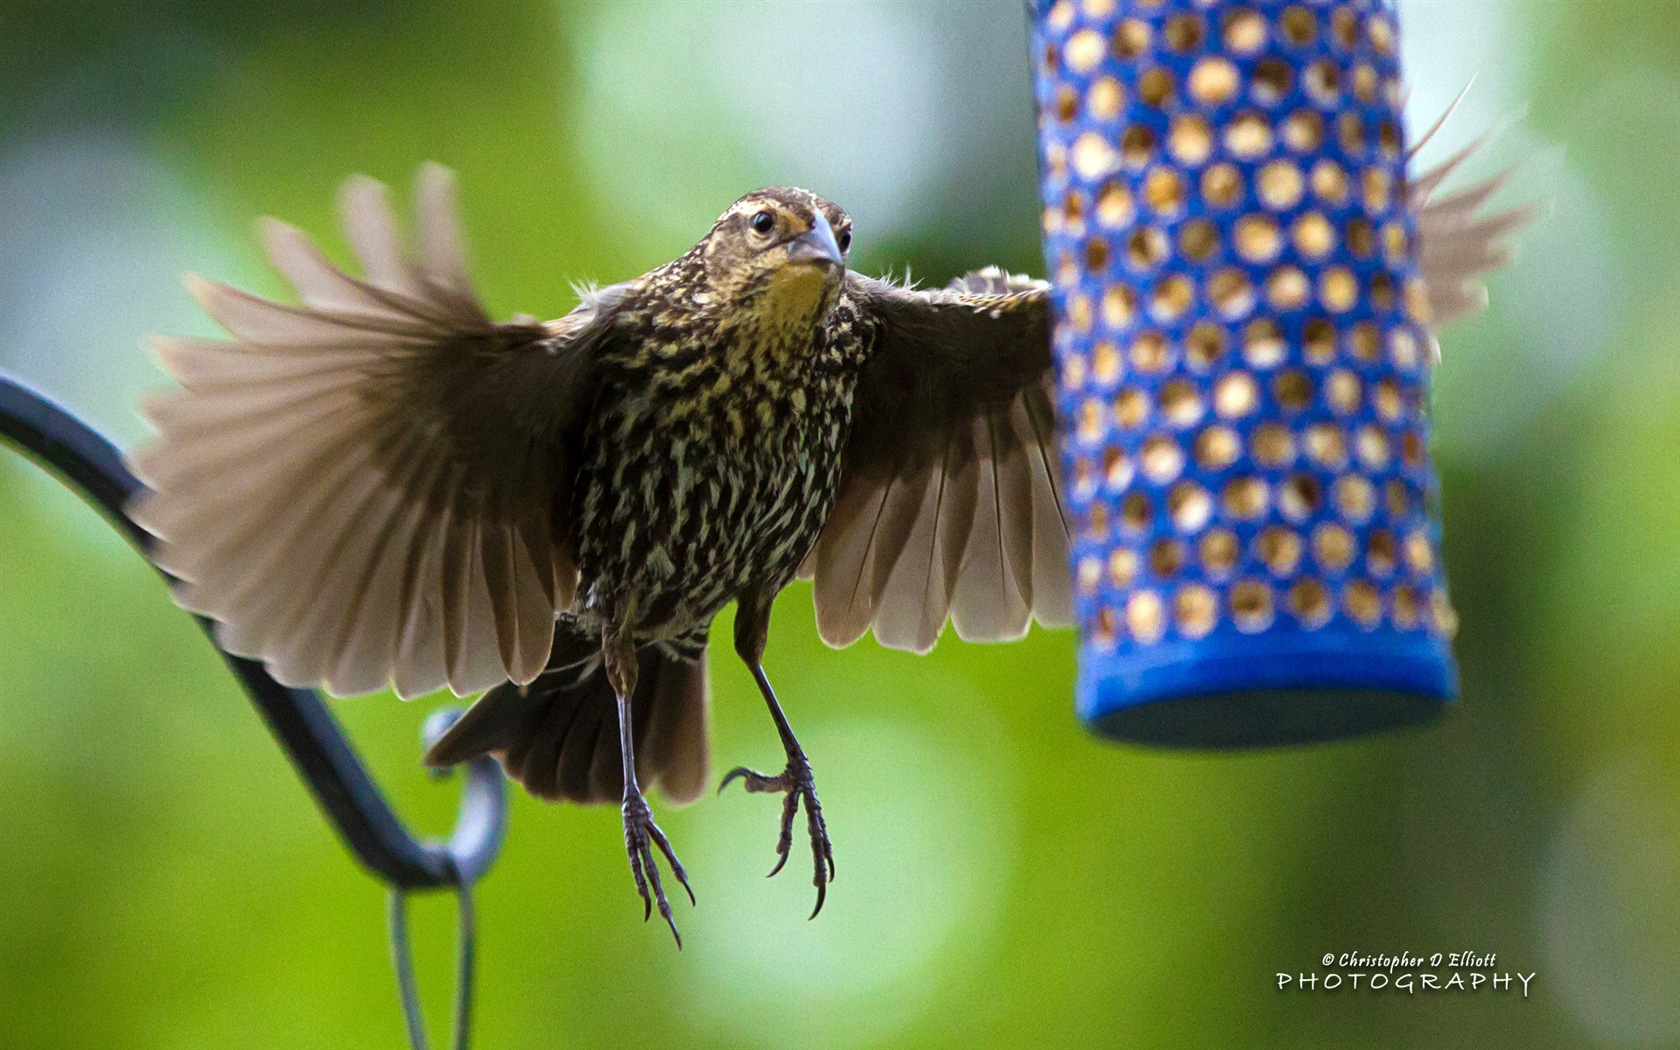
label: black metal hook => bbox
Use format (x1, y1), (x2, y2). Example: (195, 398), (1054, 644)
(0, 369), (504, 1045)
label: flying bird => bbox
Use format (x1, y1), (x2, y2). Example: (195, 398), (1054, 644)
(129, 122), (1533, 945)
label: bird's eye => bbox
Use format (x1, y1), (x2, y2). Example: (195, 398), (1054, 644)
(837, 228), (852, 253)
(750, 210), (776, 236)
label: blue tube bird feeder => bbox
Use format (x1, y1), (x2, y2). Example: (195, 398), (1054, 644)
(1031, 0), (1457, 746)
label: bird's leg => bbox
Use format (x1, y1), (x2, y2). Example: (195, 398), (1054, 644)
(603, 622), (693, 946)
(718, 588), (836, 918)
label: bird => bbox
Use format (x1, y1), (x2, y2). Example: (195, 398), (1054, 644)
(128, 121), (1533, 946)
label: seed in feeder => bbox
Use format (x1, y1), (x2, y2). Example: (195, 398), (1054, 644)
(1370, 272), (1396, 311)
(1145, 169), (1188, 217)
(1385, 479), (1411, 517)
(1194, 425), (1241, 469)
(1257, 526), (1302, 575)
(1223, 7), (1267, 51)
(1225, 112), (1273, 160)
(1072, 455), (1095, 498)
(1432, 592), (1458, 637)
(1202, 164), (1244, 208)
(1138, 68), (1175, 109)
(1088, 502), (1110, 539)
(1311, 160), (1349, 205)
(1113, 17), (1151, 59)
(1109, 546), (1139, 588)
(1084, 237), (1111, 272)
(1064, 28), (1105, 72)
(1265, 266), (1310, 311)
(1081, 0), (1115, 18)
(1406, 277), (1433, 324)
(1283, 109), (1324, 152)
(1304, 423), (1347, 467)
(1339, 113), (1366, 156)
(1092, 341), (1121, 386)
(1278, 474), (1322, 522)
(1094, 605), (1118, 647)
(1041, 204), (1064, 236)
(1095, 183), (1133, 229)
(1078, 555), (1103, 594)
(1169, 115), (1214, 165)
(1252, 423), (1296, 466)
(1304, 61), (1340, 104)
(1102, 447), (1132, 491)
(1289, 578), (1332, 628)
(1392, 585), (1420, 630)
(1140, 435), (1185, 483)
(1352, 63), (1379, 104)
(1127, 227), (1168, 269)
(1114, 387), (1149, 429)
(1280, 5), (1316, 45)
(1401, 430), (1424, 467)
(1274, 369), (1313, 412)
(1169, 482), (1214, 532)
(1235, 214), (1283, 263)
(1072, 133), (1119, 180)
(1390, 326), (1421, 370)
(1068, 292), (1094, 332)
(1209, 268), (1256, 318)
(1332, 7), (1360, 47)
(1404, 531), (1434, 575)
(1215, 372), (1259, 418)
(1164, 13), (1204, 51)
(1292, 212), (1335, 258)
(1367, 530), (1396, 576)
(1056, 251), (1079, 286)
(1150, 537), (1187, 577)
(1383, 221), (1409, 264)
(1127, 590), (1167, 644)
(1054, 85), (1080, 123)
(1332, 475), (1376, 523)
(1231, 579), (1275, 633)
(1131, 331), (1171, 371)
(1120, 126), (1157, 168)
(1063, 187), (1085, 225)
(1077, 397), (1106, 443)
(1175, 584), (1219, 638)
(1158, 379), (1204, 427)
(1223, 476), (1269, 520)
(1343, 580), (1382, 627)
(1367, 14), (1396, 54)
(1179, 218), (1220, 262)
(1088, 77), (1125, 121)
(1121, 492), (1152, 533)
(1046, 0), (1074, 29)
(1303, 318), (1336, 364)
(1319, 267), (1358, 313)
(1378, 118), (1401, 157)
(1252, 59), (1291, 106)
(1199, 529), (1240, 575)
(1186, 322), (1227, 368)
(1188, 57), (1240, 105)
(1326, 369), (1361, 414)
(1349, 321), (1381, 362)
(1102, 284), (1137, 328)
(1312, 523), (1356, 571)
(1062, 353), (1087, 391)
(1355, 424), (1390, 468)
(1363, 168), (1393, 212)
(1258, 160), (1305, 210)
(1243, 319), (1286, 368)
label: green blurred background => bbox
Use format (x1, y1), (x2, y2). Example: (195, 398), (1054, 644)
(1, 1), (1675, 1046)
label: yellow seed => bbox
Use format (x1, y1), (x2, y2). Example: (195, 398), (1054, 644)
(1225, 112), (1273, 159)
(1258, 160), (1305, 209)
(1344, 580), (1382, 627)
(1235, 214), (1283, 263)
(1289, 578), (1332, 628)
(1304, 423), (1347, 467)
(1131, 331), (1171, 371)
(1194, 425), (1240, 469)
(1200, 529), (1240, 575)
(1072, 133), (1119, 180)
(1215, 372), (1259, 418)
(1333, 475), (1376, 523)
(1257, 526), (1302, 575)
(1251, 423), (1295, 466)
(1158, 379), (1204, 427)
(1064, 29), (1106, 73)
(1140, 435), (1185, 483)
(1223, 9), (1266, 52)
(1312, 523), (1356, 570)
(1115, 388), (1149, 428)
(1188, 57), (1240, 105)
(1169, 482), (1213, 532)
(1101, 285), (1136, 329)
(1231, 579), (1275, 632)
(1292, 212), (1335, 258)
(1128, 590), (1167, 644)
(1169, 115), (1214, 165)
(1109, 546), (1139, 588)
(1224, 476), (1269, 519)
(1088, 76), (1125, 120)
(1176, 584), (1219, 638)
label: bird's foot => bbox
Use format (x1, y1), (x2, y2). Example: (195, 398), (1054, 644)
(719, 753), (835, 918)
(622, 791), (694, 947)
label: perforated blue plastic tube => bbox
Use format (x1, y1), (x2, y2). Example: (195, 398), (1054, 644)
(1030, 0), (1457, 747)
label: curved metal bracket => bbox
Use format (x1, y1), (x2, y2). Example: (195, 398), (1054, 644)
(0, 369), (507, 888)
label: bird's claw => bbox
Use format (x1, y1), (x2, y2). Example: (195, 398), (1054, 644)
(718, 754), (835, 918)
(622, 792), (693, 947)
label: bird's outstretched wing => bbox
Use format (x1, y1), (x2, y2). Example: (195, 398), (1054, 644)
(810, 130), (1537, 655)
(130, 165), (623, 698)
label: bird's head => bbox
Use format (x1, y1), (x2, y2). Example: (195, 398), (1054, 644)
(700, 187), (851, 331)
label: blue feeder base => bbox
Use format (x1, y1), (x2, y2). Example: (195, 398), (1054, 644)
(1079, 632), (1456, 749)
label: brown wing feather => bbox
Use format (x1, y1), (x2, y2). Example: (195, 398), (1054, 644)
(130, 164), (625, 698)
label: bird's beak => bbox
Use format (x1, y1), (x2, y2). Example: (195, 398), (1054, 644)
(785, 212), (843, 268)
